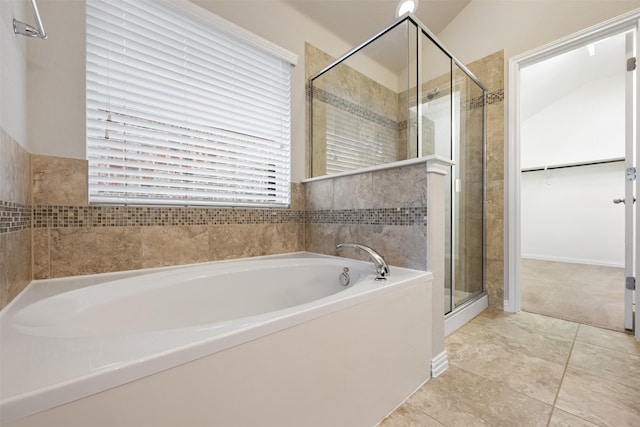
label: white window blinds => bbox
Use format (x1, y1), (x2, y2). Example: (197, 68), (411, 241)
(86, 0), (294, 207)
(325, 105), (398, 175)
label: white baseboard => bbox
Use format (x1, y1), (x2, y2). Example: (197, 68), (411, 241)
(504, 299), (518, 313)
(444, 294), (488, 336)
(521, 255), (623, 268)
(431, 351), (449, 378)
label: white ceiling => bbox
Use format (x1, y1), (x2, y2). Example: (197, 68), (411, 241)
(283, 0), (471, 47)
(521, 32), (628, 120)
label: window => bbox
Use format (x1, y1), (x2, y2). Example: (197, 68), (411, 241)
(86, 0), (296, 207)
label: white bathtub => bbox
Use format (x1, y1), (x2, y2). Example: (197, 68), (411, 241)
(1, 252), (433, 427)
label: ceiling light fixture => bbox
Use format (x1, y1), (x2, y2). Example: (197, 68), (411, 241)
(395, 0), (418, 18)
(585, 37), (611, 57)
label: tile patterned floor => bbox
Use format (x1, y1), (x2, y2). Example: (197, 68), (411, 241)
(379, 309), (640, 427)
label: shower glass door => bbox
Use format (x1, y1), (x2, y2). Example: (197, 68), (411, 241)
(452, 63), (485, 310)
(419, 30), (486, 315)
(418, 33), (453, 312)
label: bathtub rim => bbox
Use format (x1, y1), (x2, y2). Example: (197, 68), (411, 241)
(1, 252), (336, 315)
(9, 257), (374, 338)
(0, 252), (432, 424)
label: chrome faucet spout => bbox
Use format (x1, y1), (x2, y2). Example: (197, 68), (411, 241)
(336, 243), (390, 281)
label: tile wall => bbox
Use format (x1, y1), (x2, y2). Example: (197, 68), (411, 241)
(29, 154), (305, 281)
(306, 43), (404, 177)
(467, 51), (505, 308)
(0, 127), (32, 308)
(305, 163), (429, 270)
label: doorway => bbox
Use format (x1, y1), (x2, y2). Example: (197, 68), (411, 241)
(519, 33), (626, 331)
(507, 10), (640, 338)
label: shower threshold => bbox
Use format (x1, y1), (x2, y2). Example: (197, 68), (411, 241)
(444, 292), (488, 336)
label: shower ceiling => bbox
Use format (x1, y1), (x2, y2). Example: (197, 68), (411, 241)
(283, 0), (471, 47)
(289, 0), (471, 80)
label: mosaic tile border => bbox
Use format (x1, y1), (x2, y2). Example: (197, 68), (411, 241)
(487, 89), (504, 105)
(31, 205), (305, 228)
(469, 89), (503, 109)
(309, 85), (503, 136)
(469, 95), (485, 110)
(398, 89), (503, 131)
(0, 204), (430, 232)
(309, 85), (399, 131)
(0, 202), (427, 233)
(307, 207), (427, 226)
(0, 201), (31, 233)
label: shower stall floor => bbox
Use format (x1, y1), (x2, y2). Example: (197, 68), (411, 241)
(445, 289), (478, 309)
(521, 258), (626, 332)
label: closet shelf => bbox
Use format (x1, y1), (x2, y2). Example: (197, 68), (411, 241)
(521, 157), (625, 173)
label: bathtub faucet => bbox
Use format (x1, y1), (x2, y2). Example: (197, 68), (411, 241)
(336, 243), (390, 281)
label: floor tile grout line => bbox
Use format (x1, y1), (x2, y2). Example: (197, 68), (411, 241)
(575, 337), (640, 358)
(404, 401), (447, 427)
(447, 358), (562, 414)
(546, 323), (580, 427)
(573, 331), (640, 357)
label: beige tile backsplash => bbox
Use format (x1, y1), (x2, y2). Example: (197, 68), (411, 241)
(31, 154), (88, 206)
(48, 226), (144, 278)
(0, 128), (32, 309)
(27, 158), (307, 280)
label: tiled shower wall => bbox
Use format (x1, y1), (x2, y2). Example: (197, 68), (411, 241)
(467, 51), (505, 309)
(306, 43), (405, 176)
(0, 128), (32, 308)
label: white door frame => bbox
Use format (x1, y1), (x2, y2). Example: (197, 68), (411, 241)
(506, 8), (640, 337)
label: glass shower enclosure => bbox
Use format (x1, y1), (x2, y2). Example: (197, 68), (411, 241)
(308, 15), (486, 316)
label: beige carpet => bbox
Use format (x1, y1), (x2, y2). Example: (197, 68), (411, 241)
(521, 259), (626, 332)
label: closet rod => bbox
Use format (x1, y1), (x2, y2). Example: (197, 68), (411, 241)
(521, 157), (625, 173)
